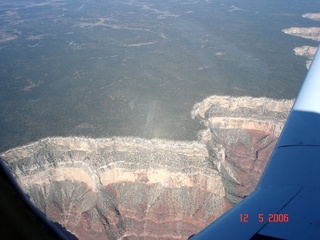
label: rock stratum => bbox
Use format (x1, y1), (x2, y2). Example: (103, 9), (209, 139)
(1, 137), (225, 240)
(1, 96), (294, 239)
(192, 96), (293, 205)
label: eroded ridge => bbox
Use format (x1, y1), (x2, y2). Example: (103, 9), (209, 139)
(1, 137), (226, 240)
(192, 96), (294, 204)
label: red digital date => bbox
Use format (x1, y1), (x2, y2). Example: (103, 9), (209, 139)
(240, 213), (289, 223)
(268, 213), (289, 222)
(239, 213), (249, 222)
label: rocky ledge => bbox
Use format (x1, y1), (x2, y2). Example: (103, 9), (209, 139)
(192, 96), (294, 204)
(1, 96), (294, 239)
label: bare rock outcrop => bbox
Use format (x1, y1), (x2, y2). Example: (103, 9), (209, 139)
(1, 137), (227, 240)
(282, 27), (320, 42)
(303, 13), (320, 21)
(293, 46), (317, 69)
(192, 96), (294, 204)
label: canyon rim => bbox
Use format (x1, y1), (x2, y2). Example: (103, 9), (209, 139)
(1, 96), (294, 239)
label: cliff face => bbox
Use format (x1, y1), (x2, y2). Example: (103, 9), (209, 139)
(1, 96), (294, 239)
(192, 96), (293, 204)
(1, 137), (226, 239)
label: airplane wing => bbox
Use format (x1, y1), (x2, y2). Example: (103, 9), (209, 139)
(190, 45), (320, 240)
(0, 158), (73, 239)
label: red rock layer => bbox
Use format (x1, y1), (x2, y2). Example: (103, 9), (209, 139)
(192, 96), (294, 204)
(1, 137), (226, 239)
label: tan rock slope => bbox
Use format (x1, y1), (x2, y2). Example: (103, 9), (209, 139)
(1, 96), (294, 239)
